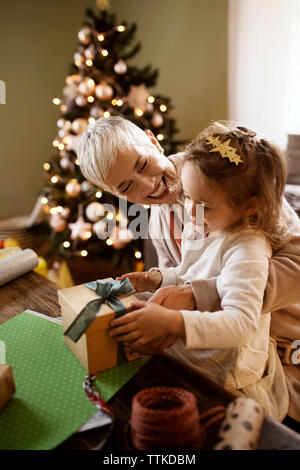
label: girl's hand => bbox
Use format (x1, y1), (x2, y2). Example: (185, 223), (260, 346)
(116, 270), (162, 292)
(109, 300), (185, 348)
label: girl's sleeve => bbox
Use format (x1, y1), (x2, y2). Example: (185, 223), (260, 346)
(180, 234), (272, 349)
(189, 236), (300, 314)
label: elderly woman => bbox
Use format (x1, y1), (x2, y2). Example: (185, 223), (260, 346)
(78, 116), (300, 423)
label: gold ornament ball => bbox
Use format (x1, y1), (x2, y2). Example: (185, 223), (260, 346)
(95, 82), (114, 101)
(66, 180), (81, 198)
(72, 118), (88, 134)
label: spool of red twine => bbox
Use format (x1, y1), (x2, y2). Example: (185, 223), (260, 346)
(130, 387), (203, 450)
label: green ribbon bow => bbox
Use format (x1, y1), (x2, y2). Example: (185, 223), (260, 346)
(64, 278), (135, 365)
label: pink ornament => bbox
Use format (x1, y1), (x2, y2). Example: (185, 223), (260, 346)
(84, 46), (95, 60)
(85, 202), (104, 222)
(66, 180), (81, 198)
(127, 84), (148, 110)
(75, 95), (87, 107)
(78, 26), (91, 45)
(69, 216), (92, 240)
(50, 214), (66, 232)
(74, 52), (84, 64)
(60, 157), (71, 170)
(151, 112), (164, 128)
(90, 106), (103, 118)
(60, 207), (70, 219)
(114, 60), (127, 75)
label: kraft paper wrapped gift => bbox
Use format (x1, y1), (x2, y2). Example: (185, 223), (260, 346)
(58, 277), (140, 374)
(0, 364), (16, 412)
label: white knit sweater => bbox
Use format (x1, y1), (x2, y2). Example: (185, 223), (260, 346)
(155, 223), (289, 421)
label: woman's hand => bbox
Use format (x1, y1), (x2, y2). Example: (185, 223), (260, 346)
(124, 334), (178, 356)
(116, 270), (162, 293)
(109, 300), (185, 348)
(149, 284), (196, 310)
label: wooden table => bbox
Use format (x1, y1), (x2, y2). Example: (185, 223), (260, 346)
(1, 271), (299, 450)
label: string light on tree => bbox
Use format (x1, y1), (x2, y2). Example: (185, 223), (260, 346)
(43, 162), (51, 171)
(134, 108), (144, 117)
(51, 175), (59, 184)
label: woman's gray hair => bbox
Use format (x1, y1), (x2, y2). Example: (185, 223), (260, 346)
(78, 116), (152, 193)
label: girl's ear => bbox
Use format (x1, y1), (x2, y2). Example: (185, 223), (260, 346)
(145, 129), (164, 154)
(244, 196), (263, 216)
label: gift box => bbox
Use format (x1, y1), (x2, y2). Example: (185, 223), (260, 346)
(58, 277), (140, 374)
(0, 364), (16, 412)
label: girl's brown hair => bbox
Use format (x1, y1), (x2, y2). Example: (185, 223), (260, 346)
(184, 121), (290, 248)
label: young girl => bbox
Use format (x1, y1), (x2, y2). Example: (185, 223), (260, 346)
(109, 122), (291, 421)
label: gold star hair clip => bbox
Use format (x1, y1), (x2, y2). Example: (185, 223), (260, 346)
(205, 135), (244, 166)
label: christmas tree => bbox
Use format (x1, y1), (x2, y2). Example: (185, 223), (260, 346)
(39, 2), (181, 275)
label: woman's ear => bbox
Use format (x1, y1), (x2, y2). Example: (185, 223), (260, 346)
(244, 196), (263, 216)
(145, 129), (164, 154)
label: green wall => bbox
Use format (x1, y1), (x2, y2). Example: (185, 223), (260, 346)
(0, 0), (227, 219)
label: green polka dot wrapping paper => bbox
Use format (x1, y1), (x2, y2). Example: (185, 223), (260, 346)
(0, 311), (150, 450)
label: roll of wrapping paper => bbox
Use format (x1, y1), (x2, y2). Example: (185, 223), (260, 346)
(213, 397), (264, 450)
(0, 249), (39, 287)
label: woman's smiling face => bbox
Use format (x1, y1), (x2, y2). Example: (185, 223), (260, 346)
(105, 134), (178, 205)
